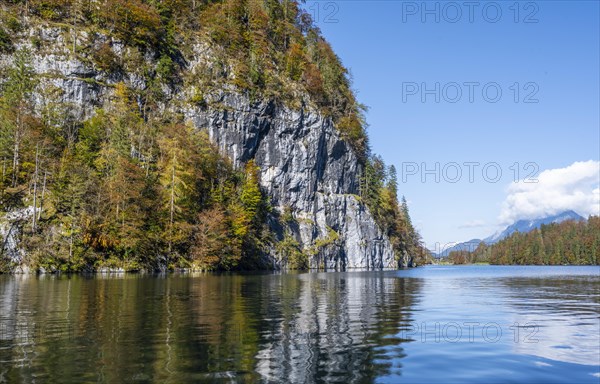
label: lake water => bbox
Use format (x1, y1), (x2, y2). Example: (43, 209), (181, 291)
(0, 266), (599, 383)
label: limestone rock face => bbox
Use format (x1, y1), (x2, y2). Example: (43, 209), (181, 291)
(1, 28), (398, 270)
(187, 93), (396, 269)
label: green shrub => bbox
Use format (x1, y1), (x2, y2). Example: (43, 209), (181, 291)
(0, 29), (13, 53)
(92, 42), (121, 73)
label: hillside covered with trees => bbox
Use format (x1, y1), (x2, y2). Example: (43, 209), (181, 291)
(447, 216), (599, 265)
(0, 0), (427, 272)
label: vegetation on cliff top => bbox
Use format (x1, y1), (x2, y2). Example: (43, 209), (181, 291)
(0, 0), (426, 272)
(1, 0), (369, 157)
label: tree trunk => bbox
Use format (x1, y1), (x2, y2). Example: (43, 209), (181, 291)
(32, 145), (39, 232)
(38, 171), (47, 221)
(168, 158), (176, 253)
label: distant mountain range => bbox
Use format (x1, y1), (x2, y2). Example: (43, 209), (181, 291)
(483, 210), (585, 244)
(435, 239), (483, 257)
(435, 210), (585, 257)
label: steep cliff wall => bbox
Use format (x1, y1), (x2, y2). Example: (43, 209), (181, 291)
(187, 93), (396, 269)
(0, 23), (398, 270)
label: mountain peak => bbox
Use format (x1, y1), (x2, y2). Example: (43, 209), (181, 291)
(554, 210), (584, 219)
(484, 210), (585, 244)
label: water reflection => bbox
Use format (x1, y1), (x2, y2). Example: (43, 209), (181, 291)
(248, 273), (421, 382)
(499, 276), (600, 366)
(0, 272), (422, 383)
(1, 267), (598, 383)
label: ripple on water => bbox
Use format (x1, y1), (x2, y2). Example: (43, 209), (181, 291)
(0, 266), (598, 383)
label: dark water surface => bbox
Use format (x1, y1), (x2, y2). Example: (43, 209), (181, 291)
(0, 266), (599, 383)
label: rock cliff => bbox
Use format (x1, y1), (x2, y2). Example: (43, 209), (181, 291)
(0, 24), (399, 270)
(188, 93), (396, 269)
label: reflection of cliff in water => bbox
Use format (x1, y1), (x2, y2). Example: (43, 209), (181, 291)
(498, 276), (600, 366)
(249, 272), (422, 382)
(187, 272), (423, 382)
(0, 272), (422, 382)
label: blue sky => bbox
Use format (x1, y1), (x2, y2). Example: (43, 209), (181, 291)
(305, 0), (600, 250)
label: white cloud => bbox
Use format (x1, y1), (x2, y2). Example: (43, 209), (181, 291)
(499, 160), (600, 224)
(458, 219), (486, 229)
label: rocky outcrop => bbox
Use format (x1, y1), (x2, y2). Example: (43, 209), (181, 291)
(1, 26), (398, 270)
(187, 93), (396, 269)
(0, 208), (34, 270)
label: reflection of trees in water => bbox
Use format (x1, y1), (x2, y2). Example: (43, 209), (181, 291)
(0, 275), (189, 382)
(498, 276), (600, 366)
(0, 273), (422, 382)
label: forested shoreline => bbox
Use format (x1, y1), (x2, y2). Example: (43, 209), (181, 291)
(447, 217), (600, 265)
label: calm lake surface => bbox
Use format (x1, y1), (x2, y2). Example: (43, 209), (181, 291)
(0, 266), (599, 383)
